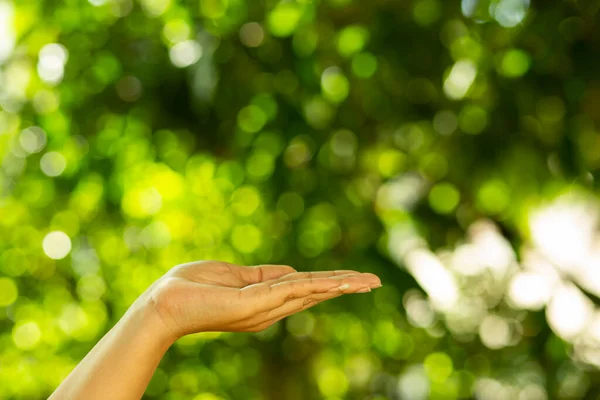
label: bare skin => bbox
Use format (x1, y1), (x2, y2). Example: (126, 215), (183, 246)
(48, 260), (382, 400)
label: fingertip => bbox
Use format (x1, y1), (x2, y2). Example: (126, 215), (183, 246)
(362, 272), (381, 284)
(361, 272), (379, 278)
(283, 264), (297, 272)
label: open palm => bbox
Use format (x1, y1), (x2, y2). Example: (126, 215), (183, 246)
(145, 260), (382, 339)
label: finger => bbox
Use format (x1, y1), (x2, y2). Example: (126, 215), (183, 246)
(244, 292), (344, 332)
(269, 274), (381, 300)
(241, 274), (381, 312)
(269, 270), (362, 283)
(247, 285), (372, 331)
(265, 285), (359, 321)
(234, 264), (297, 284)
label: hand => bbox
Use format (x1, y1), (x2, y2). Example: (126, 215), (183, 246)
(49, 261), (382, 400)
(144, 260), (382, 340)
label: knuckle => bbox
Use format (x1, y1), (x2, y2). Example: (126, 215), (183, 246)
(302, 297), (318, 310)
(253, 266), (264, 282)
(284, 294), (296, 303)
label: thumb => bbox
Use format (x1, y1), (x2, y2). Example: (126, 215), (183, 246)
(236, 264), (297, 284)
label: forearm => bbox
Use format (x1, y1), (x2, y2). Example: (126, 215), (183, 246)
(49, 295), (176, 400)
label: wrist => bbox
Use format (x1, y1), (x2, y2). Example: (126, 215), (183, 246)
(125, 291), (179, 350)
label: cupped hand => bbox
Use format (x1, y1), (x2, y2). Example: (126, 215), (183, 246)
(144, 260), (382, 340)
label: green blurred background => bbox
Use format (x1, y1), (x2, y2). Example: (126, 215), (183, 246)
(2, 0), (600, 398)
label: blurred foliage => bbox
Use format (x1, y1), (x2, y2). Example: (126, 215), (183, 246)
(2, 0), (600, 399)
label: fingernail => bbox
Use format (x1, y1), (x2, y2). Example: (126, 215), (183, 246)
(328, 283), (351, 292)
(370, 283), (382, 289)
(356, 287), (371, 293)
